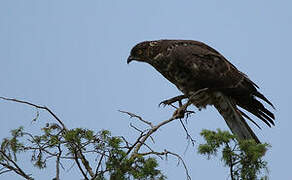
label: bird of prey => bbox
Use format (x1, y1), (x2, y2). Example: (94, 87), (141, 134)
(127, 40), (275, 143)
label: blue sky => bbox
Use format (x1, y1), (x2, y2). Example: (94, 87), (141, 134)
(0, 0), (291, 179)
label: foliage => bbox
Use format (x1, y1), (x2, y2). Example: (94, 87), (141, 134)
(0, 124), (166, 180)
(198, 129), (269, 180)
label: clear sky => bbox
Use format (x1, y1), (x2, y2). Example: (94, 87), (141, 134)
(0, 0), (291, 179)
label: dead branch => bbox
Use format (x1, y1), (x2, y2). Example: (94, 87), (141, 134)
(179, 119), (196, 146)
(0, 97), (66, 130)
(120, 110), (192, 179)
(119, 110), (154, 128)
(119, 110), (182, 158)
(0, 168), (12, 175)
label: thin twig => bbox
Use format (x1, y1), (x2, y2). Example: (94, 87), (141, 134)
(131, 114), (181, 157)
(0, 97), (66, 130)
(167, 151), (191, 180)
(93, 153), (105, 180)
(0, 168), (12, 175)
(119, 110), (154, 128)
(119, 136), (132, 148)
(122, 110), (184, 158)
(129, 123), (144, 134)
(179, 119), (196, 146)
(125, 133), (144, 155)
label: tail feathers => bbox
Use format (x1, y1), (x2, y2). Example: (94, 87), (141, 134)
(213, 92), (260, 143)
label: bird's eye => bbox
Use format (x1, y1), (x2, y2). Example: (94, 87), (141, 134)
(137, 49), (143, 55)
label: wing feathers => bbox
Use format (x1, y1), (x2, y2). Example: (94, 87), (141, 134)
(237, 109), (262, 129)
(171, 42), (275, 129)
(238, 97), (275, 127)
(254, 91), (275, 109)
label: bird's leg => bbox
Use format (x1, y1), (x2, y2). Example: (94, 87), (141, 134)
(159, 95), (188, 108)
(172, 100), (193, 119)
(172, 88), (209, 119)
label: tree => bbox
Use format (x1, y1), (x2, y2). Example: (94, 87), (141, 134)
(0, 97), (190, 180)
(0, 96), (270, 180)
(198, 129), (269, 180)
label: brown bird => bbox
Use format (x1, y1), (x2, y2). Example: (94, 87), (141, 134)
(127, 40), (275, 143)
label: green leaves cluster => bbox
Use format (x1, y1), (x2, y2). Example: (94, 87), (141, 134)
(107, 156), (165, 180)
(198, 129), (269, 180)
(1, 127), (25, 162)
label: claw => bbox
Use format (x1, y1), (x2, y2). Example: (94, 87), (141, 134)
(158, 95), (188, 107)
(164, 88), (209, 119)
(158, 99), (171, 107)
(185, 110), (195, 118)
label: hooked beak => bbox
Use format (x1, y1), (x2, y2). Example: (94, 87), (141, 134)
(127, 55), (134, 64)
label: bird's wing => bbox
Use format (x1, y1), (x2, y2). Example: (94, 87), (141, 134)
(167, 42), (245, 91)
(166, 42), (274, 130)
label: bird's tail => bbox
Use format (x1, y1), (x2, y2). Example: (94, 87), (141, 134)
(213, 92), (260, 143)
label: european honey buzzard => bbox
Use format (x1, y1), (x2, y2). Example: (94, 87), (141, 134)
(127, 40), (275, 143)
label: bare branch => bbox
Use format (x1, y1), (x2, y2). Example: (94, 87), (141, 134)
(129, 123), (156, 145)
(121, 110), (193, 179)
(129, 123), (145, 134)
(92, 153), (105, 180)
(119, 110), (154, 128)
(125, 133), (144, 155)
(122, 110), (189, 164)
(119, 136), (132, 148)
(130, 113), (182, 158)
(179, 119), (196, 146)
(0, 168), (12, 175)
(0, 96), (66, 130)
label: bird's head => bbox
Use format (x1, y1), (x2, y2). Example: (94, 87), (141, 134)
(127, 40), (161, 64)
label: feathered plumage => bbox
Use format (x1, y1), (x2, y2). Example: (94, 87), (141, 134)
(127, 39), (275, 143)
